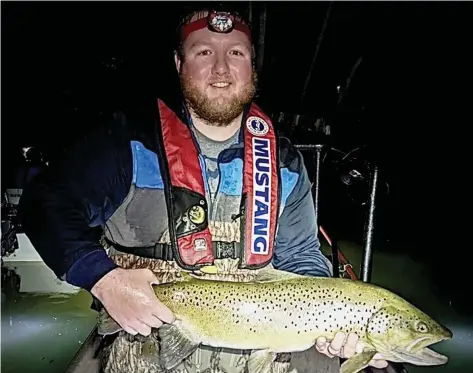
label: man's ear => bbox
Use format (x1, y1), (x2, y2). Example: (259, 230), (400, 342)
(174, 51), (181, 72)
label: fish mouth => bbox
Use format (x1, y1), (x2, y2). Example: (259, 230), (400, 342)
(392, 335), (451, 366)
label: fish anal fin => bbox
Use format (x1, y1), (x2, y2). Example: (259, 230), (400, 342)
(340, 350), (377, 373)
(254, 268), (306, 283)
(158, 321), (200, 370)
(247, 349), (276, 373)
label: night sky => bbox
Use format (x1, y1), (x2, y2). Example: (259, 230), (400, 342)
(2, 2), (472, 307)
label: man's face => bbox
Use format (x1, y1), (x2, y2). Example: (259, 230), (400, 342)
(176, 24), (257, 126)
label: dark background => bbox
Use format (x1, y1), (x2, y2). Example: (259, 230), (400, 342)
(2, 2), (472, 311)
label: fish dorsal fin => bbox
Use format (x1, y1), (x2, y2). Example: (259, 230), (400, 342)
(253, 268), (306, 283)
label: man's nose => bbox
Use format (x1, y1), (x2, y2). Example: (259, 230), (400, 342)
(211, 54), (230, 75)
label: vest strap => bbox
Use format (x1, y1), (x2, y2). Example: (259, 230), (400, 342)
(111, 242), (240, 261)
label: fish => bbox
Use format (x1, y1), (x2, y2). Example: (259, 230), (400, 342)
(100, 268), (453, 373)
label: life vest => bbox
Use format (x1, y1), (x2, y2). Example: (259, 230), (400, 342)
(155, 99), (280, 271)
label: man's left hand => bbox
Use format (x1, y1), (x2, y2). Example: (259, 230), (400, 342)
(315, 332), (389, 369)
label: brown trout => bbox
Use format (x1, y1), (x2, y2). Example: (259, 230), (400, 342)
(103, 268), (453, 373)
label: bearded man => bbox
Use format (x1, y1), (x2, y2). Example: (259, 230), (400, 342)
(18, 5), (388, 373)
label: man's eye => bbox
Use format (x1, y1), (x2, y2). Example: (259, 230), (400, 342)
(197, 50), (212, 56)
(230, 50), (244, 56)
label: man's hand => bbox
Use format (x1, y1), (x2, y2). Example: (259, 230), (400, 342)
(91, 267), (174, 336)
(315, 332), (389, 369)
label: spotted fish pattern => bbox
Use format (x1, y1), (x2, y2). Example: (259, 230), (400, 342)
(154, 269), (452, 373)
(155, 273), (391, 352)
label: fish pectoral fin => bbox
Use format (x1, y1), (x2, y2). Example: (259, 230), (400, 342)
(158, 321), (200, 370)
(340, 350), (377, 373)
(247, 349), (276, 373)
(254, 268), (306, 283)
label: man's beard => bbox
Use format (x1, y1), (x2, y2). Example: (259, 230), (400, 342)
(180, 71), (258, 127)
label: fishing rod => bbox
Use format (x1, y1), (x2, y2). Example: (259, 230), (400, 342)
(319, 226), (357, 281)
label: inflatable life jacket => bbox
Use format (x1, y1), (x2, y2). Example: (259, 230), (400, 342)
(155, 99), (280, 271)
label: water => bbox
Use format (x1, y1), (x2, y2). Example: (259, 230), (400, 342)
(325, 241), (473, 373)
(1, 261), (98, 373)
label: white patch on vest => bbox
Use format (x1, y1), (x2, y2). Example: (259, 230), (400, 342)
(246, 116), (269, 136)
(251, 137), (271, 255)
(194, 238), (208, 252)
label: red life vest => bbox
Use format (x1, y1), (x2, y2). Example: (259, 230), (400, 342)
(156, 99), (279, 270)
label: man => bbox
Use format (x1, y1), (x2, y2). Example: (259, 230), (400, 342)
(19, 6), (388, 373)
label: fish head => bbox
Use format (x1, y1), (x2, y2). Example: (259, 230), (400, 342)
(365, 303), (452, 366)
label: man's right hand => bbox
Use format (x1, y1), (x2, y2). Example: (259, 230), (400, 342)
(91, 267), (175, 336)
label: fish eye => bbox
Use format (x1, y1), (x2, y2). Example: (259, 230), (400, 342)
(415, 321), (429, 333)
